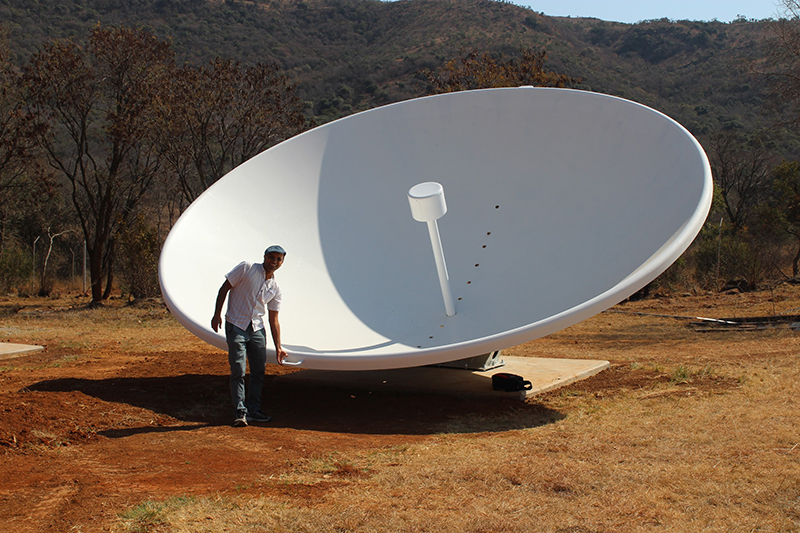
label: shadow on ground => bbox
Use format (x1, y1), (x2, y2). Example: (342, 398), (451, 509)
(27, 373), (564, 437)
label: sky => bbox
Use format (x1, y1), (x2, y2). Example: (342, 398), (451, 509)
(516, 1), (782, 24)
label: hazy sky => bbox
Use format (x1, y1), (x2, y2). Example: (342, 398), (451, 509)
(517, 0), (782, 24)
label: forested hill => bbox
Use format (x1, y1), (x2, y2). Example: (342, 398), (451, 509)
(0, 0), (780, 150)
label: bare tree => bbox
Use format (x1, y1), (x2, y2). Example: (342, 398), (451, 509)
(23, 25), (174, 303)
(0, 34), (44, 258)
(39, 227), (71, 295)
(158, 59), (308, 204)
(707, 131), (774, 233)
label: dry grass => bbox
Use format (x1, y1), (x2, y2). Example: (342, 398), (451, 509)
(107, 288), (800, 533)
(2, 288), (799, 532)
(121, 380), (799, 532)
(0, 293), (212, 356)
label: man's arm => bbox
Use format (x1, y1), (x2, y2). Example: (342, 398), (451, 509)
(268, 309), (287, 365)
(211, 280), (232, 332)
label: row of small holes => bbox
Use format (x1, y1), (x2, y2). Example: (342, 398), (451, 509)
(418, 207), (498, 347)
(426, 325), (446, 342)
(468, 229), (494, 284)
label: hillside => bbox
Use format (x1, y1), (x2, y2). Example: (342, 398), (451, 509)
(0, 0), (786, 151)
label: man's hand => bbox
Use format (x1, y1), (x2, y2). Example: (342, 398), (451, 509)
(268, 310), (286, 365)
(212, 280), (232, 333)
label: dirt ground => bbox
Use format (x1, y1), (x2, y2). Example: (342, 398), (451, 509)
(0, 286), (798, 532)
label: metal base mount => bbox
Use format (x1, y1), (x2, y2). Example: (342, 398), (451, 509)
(432, 351), (505, 371)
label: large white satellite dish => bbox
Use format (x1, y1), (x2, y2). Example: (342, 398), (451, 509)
(159, 87), (712, 370)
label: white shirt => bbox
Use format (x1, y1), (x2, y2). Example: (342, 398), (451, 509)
(224, 261), (282, 331)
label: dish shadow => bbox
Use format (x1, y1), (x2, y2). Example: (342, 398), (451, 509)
(27, 373), (564, 437)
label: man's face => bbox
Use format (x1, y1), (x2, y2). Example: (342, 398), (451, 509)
(264, 251), (285, 272)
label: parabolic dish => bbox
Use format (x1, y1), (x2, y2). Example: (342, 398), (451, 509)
(159, 87), (712, 370)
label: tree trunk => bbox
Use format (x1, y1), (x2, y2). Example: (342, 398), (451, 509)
(794, 240), (800, 279)
(103, 264), (113, 300)
(89, 244), (104, 303)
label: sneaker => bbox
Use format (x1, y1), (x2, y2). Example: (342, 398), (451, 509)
(233, 411), (248, 427)
(246, 410), (272, 423)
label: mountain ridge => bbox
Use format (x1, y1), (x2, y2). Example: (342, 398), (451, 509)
(0, 0), (785, 151)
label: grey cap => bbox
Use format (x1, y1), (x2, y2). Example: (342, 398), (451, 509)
(265, 245), (286, 255)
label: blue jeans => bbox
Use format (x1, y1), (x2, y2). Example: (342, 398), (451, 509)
(225, 322), (267, 415)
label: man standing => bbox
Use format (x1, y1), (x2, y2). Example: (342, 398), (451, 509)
(212, 245), (288, 427)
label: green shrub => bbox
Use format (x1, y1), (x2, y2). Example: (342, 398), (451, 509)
(0, 241), (32, 294)
(117, 217), (161, 300)
(692, 230), (762, 291)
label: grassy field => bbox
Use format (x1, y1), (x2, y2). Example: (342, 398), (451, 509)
(0, 286), (798, 532)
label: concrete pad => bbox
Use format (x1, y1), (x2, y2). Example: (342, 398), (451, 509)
(277, 356), (610, 400)
(0, 343), (44, 361)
